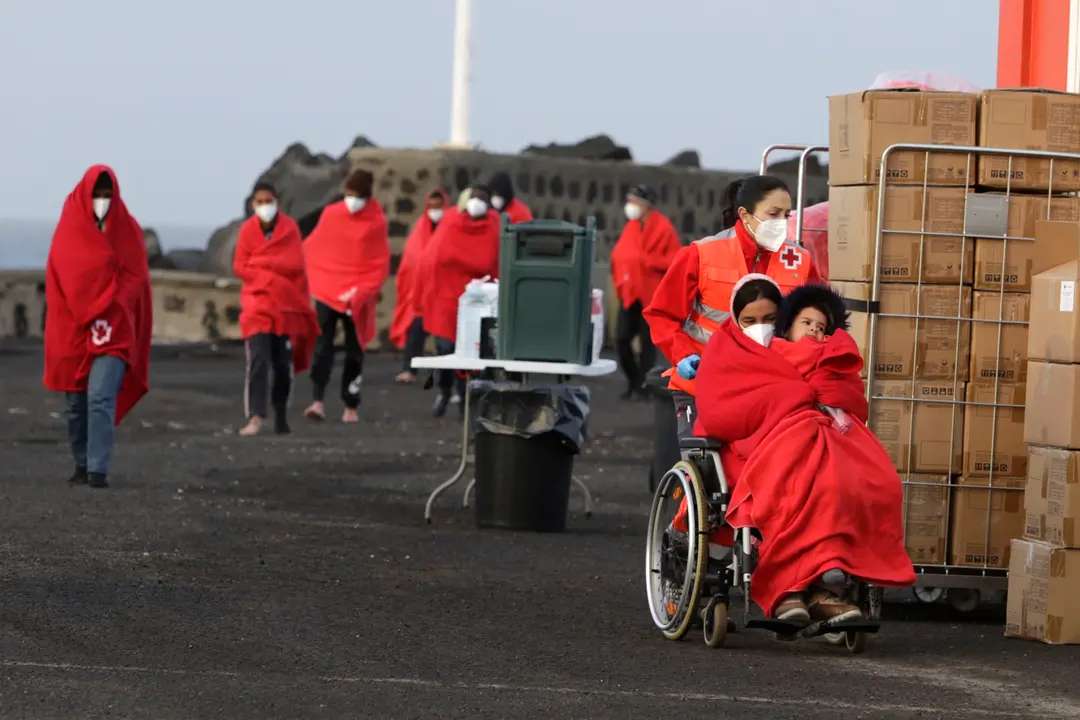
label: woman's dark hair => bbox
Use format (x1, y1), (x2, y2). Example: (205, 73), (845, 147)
(732, 279), (783, 320)
(720, 174), (791, 228)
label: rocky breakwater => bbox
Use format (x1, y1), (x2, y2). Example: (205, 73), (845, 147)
(192, 134), (826, 349)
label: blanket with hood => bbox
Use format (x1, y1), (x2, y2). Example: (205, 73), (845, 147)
(43, 165), (153, 425)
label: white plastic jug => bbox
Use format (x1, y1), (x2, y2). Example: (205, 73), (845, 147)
(456, 277), (498, 359)
(591, 289), (604, 364)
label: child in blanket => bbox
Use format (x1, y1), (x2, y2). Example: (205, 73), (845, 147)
(773, 283), (856, 435)
(768, 282), (867, 621)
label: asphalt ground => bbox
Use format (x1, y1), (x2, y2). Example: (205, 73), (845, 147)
(2, 342), (1080, 719)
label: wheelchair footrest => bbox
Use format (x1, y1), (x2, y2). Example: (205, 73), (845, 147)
(744, 618), (807, 636)
(744, 618), (881, 638)
(815, 620), (881, 636)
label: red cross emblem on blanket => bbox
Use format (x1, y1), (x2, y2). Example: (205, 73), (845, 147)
(779, 244), (802, 271)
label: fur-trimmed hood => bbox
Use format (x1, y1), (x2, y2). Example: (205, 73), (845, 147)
(775, 283), (850, 338)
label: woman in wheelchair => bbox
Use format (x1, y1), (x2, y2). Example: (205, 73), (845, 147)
(670, 279), (914, 627)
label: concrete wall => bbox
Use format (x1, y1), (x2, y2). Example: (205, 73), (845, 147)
(347, 147), (766, 263)
(0, 265), (621, 351)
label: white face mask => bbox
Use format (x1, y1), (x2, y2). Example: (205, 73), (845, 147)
(254, 202), (278, 224)
(344, 196), (366, 214)
(742, 322), (775, 347)
(750, 217), (788, 252)
(92, 198), (111, 220)
(624, 202), (643, 221)
(490, 195), (506, 210)
(428, 208), (444, 223)
(466, 197), (488, 218)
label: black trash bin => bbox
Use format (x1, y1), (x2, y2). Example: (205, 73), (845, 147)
(645, 362), (680, 494)
(471, 381), (590, 532)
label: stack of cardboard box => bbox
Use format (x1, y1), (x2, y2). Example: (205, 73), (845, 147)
(1007, 219), (1080, 644)
(824, 88), (1080, 571)
(827, 89), (977, 568)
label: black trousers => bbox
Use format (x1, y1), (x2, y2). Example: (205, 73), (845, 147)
(246, 333), (292, 419)
(310, 301), (364, 409)
(434, 336), (467, 397)
(403, 317), (427, 373)
(616, 301), (656, 390)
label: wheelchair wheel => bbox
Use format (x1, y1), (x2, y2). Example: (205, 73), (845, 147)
(645, 461), (709, 641)
(702, 597), (728, 649)
(845, 631), (867, 654)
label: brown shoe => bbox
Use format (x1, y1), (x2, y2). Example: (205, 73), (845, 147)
(807, 591), (863, 624)
(774, 594), (810, 624)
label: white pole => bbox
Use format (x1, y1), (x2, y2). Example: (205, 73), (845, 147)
(449, 0), (473, 147)
(1068, 0), (1080, 93)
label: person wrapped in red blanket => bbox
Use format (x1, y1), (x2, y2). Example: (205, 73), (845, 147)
(421, 183), (501, 418)
(694, 282), (915, 625)
(302, 169), (391, 424)
(44, 165), (152, 489)
(390, 188), (449, 384)
(233, 181), (321, 436)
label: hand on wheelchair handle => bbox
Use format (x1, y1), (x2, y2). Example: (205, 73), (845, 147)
(676, 354), (700, 380)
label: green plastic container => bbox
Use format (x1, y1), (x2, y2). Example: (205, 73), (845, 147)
(497, 216), (596, 364)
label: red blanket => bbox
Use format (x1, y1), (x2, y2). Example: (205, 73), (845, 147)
(303, 199), (390, 347)
(421, 209), (501, 341)
(390, 190), (447, 349)
(43, 165), (152, 425)
(610, 211), (681, 309)
(233, 213), (321, 372)
(694, 321), (915, 616)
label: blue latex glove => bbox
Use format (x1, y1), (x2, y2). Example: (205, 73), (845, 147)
(676, 354), (700, 380)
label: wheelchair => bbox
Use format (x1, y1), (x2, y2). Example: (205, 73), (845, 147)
(645, 435), (883, 653)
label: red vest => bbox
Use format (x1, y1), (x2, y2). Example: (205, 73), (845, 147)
(667, 229), (813, 394)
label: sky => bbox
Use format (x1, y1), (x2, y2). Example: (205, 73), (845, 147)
(0, 0), (998, 234)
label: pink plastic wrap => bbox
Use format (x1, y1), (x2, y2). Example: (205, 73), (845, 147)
(869, 70), (980, 94)
(787, 201), (829, 282)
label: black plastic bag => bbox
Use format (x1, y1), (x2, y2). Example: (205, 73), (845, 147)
(470, 380), (590, 453)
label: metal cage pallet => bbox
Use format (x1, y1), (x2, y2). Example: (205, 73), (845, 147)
(863, 142), (1080, 599)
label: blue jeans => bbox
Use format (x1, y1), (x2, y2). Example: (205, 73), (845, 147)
(65, 355), (127, 475)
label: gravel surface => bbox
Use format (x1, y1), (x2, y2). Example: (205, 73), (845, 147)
(2, 342), (1079, 719)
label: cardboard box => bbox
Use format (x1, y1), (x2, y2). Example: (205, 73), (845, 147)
(978, 89), (1080, 193)
(875, 284), (972, 380)
(828, 185), (973, 284)
(962, 382), (1028, 477)
(829, 90), (977, 187)
(1006, 539), (1080, 644)
(1025, 446), (1080, 547)
(949, 475), (1026, 568)
(1026, 361), (1080, 451)
(1028, 220), (1080, 363)
(871, 380), (965, 474)
(973, 194), (1080, 292)
(970, 292), (1030, 383)
(901, 474), (949, 564)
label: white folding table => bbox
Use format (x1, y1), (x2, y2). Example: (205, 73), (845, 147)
(411, 355), (617, 522)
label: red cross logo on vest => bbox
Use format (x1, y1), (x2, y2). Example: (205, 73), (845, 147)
(779, 244), (803, 271)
